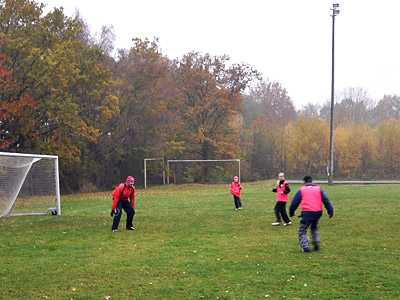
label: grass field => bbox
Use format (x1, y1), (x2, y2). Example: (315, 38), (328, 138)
(1, 181), (399, 300)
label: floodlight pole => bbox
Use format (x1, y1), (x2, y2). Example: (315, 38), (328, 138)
(328, 4), (339, 185)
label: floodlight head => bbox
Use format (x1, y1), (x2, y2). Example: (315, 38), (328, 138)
(333, 9), (340, 15)
(333, 3), (339, 8)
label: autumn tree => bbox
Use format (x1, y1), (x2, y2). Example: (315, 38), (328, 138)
(285, 115), (329, 176)
(244, 117), (288, 180)
(171, 52), (259, 181)
(74, 11), (116, 59)
(96, 38), (175, 186)
(241, 80), (295, 179)
(320, 87), (374, 126)
(299, 103), (320, 121)
(248, 80), (297, 126)
(0, 54), (37, 150)
(333, 124), (375, 178)
(371, 94), (400, 126)
(73, 10), (95, 47)
(351, 124), (375, 177)
(374, 119), (400, 177)
(0, 0), (118, 190)
(320, 100), (353, 127)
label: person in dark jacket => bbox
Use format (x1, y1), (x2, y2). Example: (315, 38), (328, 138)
(289, 175), (334, 252)
(270, 173), (291, 226)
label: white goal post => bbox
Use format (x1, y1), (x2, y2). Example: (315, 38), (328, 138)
(144, 158), (166, 188)
(0, 152), (61, 217)
(166, 159), (241, 184)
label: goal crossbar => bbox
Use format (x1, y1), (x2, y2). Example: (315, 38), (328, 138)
(166, 159), (241, 184)
(0, 152), (59, 159)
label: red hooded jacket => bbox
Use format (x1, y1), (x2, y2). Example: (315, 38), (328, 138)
(111, 183), (135, 210)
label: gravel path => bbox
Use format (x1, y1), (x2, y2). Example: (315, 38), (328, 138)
(287, 180), (400, 184)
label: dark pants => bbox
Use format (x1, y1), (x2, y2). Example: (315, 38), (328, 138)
(298, 219), (320, 250)
(233, 195), (242, 209)
(112, 200), (135, 230)
(274, 201), (290, 223)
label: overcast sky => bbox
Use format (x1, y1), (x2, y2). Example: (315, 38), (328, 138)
(42, 0), (400, 108)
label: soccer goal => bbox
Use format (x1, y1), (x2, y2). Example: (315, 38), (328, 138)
(0, 152), (61, 217)
(144, 158), (166, 188)
(166, 159), (240, 184)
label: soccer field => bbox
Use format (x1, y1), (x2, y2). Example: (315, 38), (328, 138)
(1, 181), (399, 299)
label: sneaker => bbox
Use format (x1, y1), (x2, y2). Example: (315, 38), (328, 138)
(302, 248), (311, 253)
(313, 244), (320, 251)
(235, 208), (238, 210)
(112, 229), (117, 232)
(238, 207), (242, 210)
(127, 227), (136, 230)
(271, 222), (280, 226)
(284, 221), (292, 226)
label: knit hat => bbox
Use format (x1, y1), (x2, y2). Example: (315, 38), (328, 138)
(126, 176), (135, 183)
(233, 176), (239, 180)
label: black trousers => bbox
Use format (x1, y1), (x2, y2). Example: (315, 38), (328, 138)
(274, 201), (290, 223)
(112, 200), (135, 230)
(233, 195), (242, 209)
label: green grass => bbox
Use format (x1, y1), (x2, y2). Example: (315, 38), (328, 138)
(1, 181), (399, 299)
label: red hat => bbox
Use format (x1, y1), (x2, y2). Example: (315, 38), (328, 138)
(126, 176), (135, 183)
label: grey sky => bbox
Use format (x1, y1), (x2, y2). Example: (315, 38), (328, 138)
(42, 0), (400, 108)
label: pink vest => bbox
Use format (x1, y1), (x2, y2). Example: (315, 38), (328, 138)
(230, 182), (242, 197)
(276, 181), (289, 202)
(300, 185), (323, 211)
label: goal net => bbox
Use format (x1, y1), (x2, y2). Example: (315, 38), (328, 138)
(167, 159), (240, 184)
(0, 152), (61, 217)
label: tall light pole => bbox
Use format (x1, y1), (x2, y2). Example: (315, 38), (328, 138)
(328, 3), (340, 185)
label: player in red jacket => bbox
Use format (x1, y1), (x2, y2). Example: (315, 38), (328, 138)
(230, 176), (242, 210)
(111, 176), (136, 232)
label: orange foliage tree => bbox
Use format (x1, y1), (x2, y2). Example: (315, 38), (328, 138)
(0, 55), (37, 150)
(374, 119), (400, 177)
(333, 124), (375, 178)
(285, 115), (329, 176)
(171, 52), (259, 181)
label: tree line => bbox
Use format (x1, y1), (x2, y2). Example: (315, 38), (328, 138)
(1, 0), (399, 193)
(243, 84), (400, 180)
